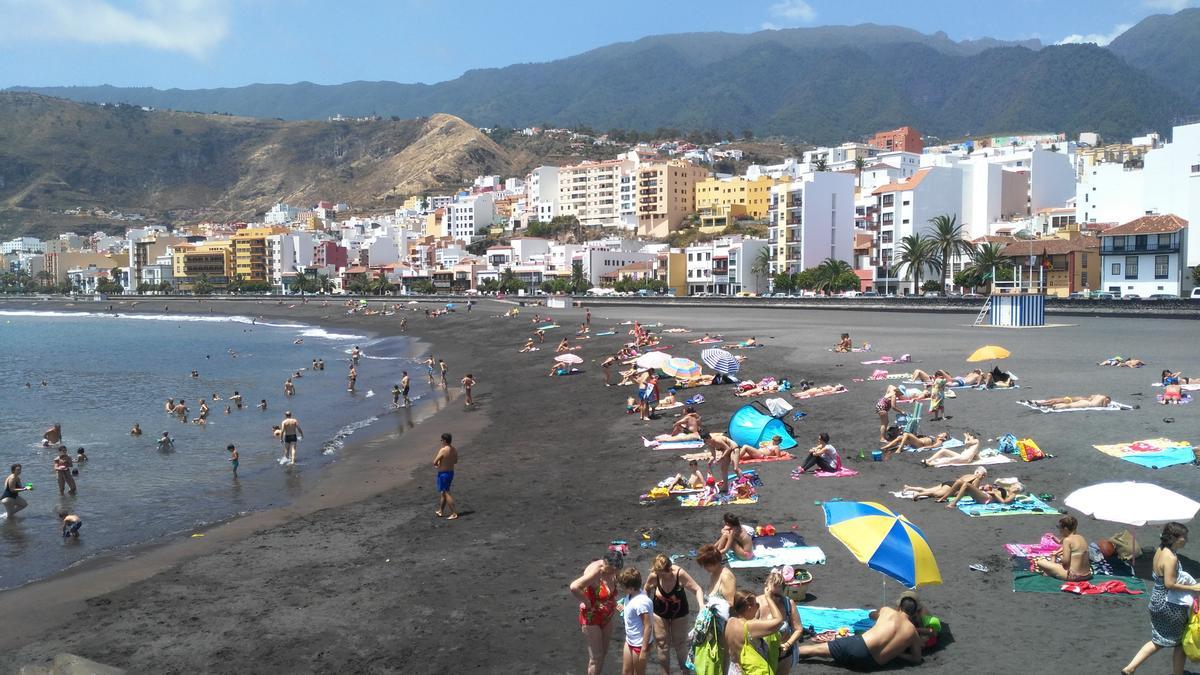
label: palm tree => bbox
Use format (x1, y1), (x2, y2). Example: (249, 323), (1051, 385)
(813, 157), (829, 172)
(894, 234), (941, 295)
(751, 247), (773, 291)
(968, 242), (1008, 294)
(316, 274), (334, 294)
(853, 156), (867, 178)
(813, 258), (854, 295)
(928, 214), (974, 293)
(372, 272), (395, 296)
(36, 270), (55, 289)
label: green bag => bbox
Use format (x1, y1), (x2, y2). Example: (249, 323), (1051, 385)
(690, 611), (726, 675)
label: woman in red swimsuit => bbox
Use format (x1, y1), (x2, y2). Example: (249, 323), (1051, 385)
(571, 549), (624, 675)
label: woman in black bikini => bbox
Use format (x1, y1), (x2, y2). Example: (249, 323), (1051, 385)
(644, 554), (705, 674)
(2, 463), (30, 518)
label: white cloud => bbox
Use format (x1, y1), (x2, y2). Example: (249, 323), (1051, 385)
(0, 0), (229, 58)
(760, 22), (781, 31)
(1057, 23), (1132, 46)
(768, 0), (816, 23)
(1143, 0), (1197, 11)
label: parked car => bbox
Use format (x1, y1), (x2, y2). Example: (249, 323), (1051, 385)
(860, 291), (879, 297)
(1191, 288), (1200, 300)
(961, 292), (983, 299)
(1091, 292), (1116, 300)
(922, 291), (941, 297)
(1121, 293), (1142, 300)
(1146, 294), (1177, 300)
(1067, 292), (1089, 299)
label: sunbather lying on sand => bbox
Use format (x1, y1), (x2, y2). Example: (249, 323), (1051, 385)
(1162, 383), (1186, 404)
(1028, 394), (1111, 410)
(946, 477), (1022, 509)
(910, 368), (983, 386)
(791, 384), (846, 398)
(644, 431), (701, 447)
(676, 374), (717, 388)
(519, 338), (537, 352)
(920, 432), (981, 467)
(1098, 356), (1144, 367)
(727, 337), (759, 349)
(880, 431), (950, 458)
(736, 435), (784, 461)
(902, 467), (987, 501)
(735, 380), (781, 397)
(1162, 370), (1198, 385)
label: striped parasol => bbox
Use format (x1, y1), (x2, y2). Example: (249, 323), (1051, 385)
(662, 357), (701, 378)
(701, 348), (740, 375)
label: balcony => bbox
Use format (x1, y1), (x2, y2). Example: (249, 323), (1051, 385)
(1101, 242), (1179, 255)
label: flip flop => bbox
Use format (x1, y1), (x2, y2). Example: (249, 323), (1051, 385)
(969, 563), (989, 573)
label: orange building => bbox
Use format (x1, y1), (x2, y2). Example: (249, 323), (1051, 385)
(868, 126), (923, 154)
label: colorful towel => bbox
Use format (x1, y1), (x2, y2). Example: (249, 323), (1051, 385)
(796, 607), (875, 635)
(861, 355), (909, 365)
(678, 493), (759, 508)
(647, 439), (705, 450)
(739, 452), (795, 465)
(1017, 400), (1134, 413)
(791, 388), (847, 400)
(1005, 533), (1062, 558)
(1012, 569), (1146, 595)
(537, 324), (559, 330)
(729, 545), (827, 568)
(1157, 394), (1194, 404)
(956, 494), (1059, 517)
(1093, 438), (1195, 469)
(897, 437), (963, 454)
(594, 331), (616, 336)
(812, 467), (860, 478)
(689, 338), (725, 344)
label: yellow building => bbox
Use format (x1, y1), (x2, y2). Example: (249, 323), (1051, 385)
(403, 195), (424, 210)
(636, 160), (710, 239)
(231, 227), (287, 282)
(172, 241), (233, 289)
(694, 176), (776, 220)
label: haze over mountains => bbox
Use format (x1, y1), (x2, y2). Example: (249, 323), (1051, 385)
(11, 12), (1200, 144)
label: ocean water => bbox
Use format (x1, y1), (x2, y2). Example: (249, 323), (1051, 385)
(0, 310), (434, 590)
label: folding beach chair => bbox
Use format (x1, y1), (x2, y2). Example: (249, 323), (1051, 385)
(900, 402), (923, 433)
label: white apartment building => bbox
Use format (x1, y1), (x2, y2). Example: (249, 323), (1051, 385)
(871, 166), (964, 294)
(265, 202), (301, 225)
(1100, 215), (1188, 297)
(524, 166), (560, 224)
(266, 231), (315, 291)
(445, 193), (496, 244)
(1077, 121), (1200, 275)
(557, 159), (634, 228)
(803, 143), (877, 171)
(510, 237), (552, 263)
(576, 248), (657, 286)
(768, 171), (856, 274)
(2, 237), (44, 254)
(684, 236), (769, 295)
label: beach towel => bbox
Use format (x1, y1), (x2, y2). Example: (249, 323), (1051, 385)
(728, 343), (764, 350)
(1157, 394), (1194, 404)
(537, 324), (559, 330)
(662, 328), (690, 333)
(1005, 533), (1063, 558)
(677, 493), (759, 508)
(689, 338), (725, 344)
(861, 355), (910, 365)
(646, 438), (705, 450)
(1017, 400), (1134, 413)
(753, 532), (805, 548)
(1012, 568), (1146, 595)
(796, 607), (875, 635)
(828, 344), (872, 353)
(739, 452), (796, 465)
(655, 401), (686, 412)
(594, 331), (616, 336)
(1093, 438), (1196, 469)
(792, 466), (859, 478)
(956, 494), (1060, 517)
(933, 452), (1013, 467)
(896, 436), (963, 453)
(1151, 382), (1200, 391)
(791, 388), (847, 400)
(729, 546), (827, 568)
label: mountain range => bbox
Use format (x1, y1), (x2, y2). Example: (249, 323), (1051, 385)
(10, 12), (1200, 144)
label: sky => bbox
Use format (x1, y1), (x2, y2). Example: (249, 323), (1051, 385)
(0, 0), (1196, 89)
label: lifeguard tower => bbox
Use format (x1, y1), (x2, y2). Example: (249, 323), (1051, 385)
(972, 263), (1046, 328)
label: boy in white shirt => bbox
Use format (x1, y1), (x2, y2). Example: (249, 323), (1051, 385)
(620, 567), (653, 675)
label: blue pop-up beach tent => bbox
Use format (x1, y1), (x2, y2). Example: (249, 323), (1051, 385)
(728, 403), (798, 450)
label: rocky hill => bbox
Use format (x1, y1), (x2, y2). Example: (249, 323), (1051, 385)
(0, 93), (513, 237)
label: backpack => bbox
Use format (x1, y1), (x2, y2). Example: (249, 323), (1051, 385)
(1017, 438), (1045, 462)
(997, 434), (1019, 454)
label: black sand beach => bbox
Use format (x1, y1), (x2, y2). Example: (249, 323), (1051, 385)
(2, 297), (1199, 674)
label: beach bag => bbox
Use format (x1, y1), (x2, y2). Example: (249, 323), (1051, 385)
(1017, 438), (1045, 462)
(997, 434), (1019, 454)
(1182, 601), (1200, 661)
(1110, 530), (1138, 561)
(688, 607), (725, 675)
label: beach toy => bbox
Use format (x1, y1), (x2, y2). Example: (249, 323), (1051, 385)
(871, 450), (883, 461)
(24, 483), (33, 490)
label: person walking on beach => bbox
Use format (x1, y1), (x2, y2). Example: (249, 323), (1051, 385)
(2, 464), (30, 518)
(585, 308), (591, 327)
(424, 357), (436, 385)
(280, 411), (303, 465)
(400, 371), (411, 407)
(54, 446), (77, 496)
(433, 433), (458, 519)
(461, 373), (475, 407)
(227, 444), (239, 478)
(1122, 522), (1200, 675)
(438, 359), (448, 388)
(571, 550), (624, 675)
(602, 355), (617, 386)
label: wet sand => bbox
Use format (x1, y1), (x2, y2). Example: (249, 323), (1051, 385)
(2, 298), (1199, 673)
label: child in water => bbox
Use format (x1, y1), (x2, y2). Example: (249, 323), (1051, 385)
(227, 444), (239, 477)
(58, 509), (82, 538)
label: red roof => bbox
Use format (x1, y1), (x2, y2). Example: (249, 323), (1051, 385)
(1101, 214), (1187, 236)
(999, 236), (1098, 257)
(871, 168), (932, 195)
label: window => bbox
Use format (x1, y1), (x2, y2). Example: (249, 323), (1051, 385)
(881, 195), (894, 207)
(881, 213), (894, 225)
(1135, 235), (1147, 250)
(1081, 271), (1088, 286)
(1155, 255), (1169, 279)
(1081, 252), (1088, 267)
(1111, 262), (1120, 275)
(902, 200), (910, 206)
(1125, 256), (1138, 279)
(1191, 164), (1200, 173)
(1111, 237), (1124, 251)
(1159, 234), (1172, 248)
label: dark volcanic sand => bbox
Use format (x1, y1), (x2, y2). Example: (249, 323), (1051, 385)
(2, 299), (1199, 674)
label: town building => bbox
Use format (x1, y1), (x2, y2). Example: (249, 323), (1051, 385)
(869, 126), (923, 154)
(231, 226), (288, 283)
(636, 160), (709, 238)
(557, 159), (634, 228)
(695, 176), (775, 221)
(999, 233), (1099, 298)
(682, 236), (769, 295)
(768, 171), (856, 275)
(172, 241), (233, 290)
(444, 193), (495, 244)
(1099, 214), (1188, 298)
(870, 166), (964, 294)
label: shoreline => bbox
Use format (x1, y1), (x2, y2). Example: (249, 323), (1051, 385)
(0, 297), (481, 649)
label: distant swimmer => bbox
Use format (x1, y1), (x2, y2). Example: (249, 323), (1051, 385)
(164, 399), (175, 414)
(231, 391), (243, 409)
(211, 392), (221, 401)
(258, 399), (267, 411)
(190, 370), (199, 379)
(42, 423), (62, 447)
(198, 399), (210, 420)
(130, 423), (143, 436)
(284, 379), (295, 397)
(157, 432), (174, 451)
(75, 448), (88, 463)
(280, 411), (303, 465)
(172, 400), (188, 418)
(294, 339), (303, 345)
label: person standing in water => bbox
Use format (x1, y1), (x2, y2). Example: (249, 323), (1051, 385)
(227, 444), (239, 477)
(280, 411), (303, 465)
(2, 464), (30, 518)
(53, 446), (77, 496)
(400, 371), (411, 407)
(347, 365), (358, 392)
(43, 423), (62, 447)
(433, 432), (458, 519)
(438, 359), (448, 388)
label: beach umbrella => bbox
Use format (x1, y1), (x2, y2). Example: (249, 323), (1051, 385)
(701, 348), (740, 375)
(446, 303), (456, 309)
(662, 357), (701, 378)
(407, 301), (419, 305)
(1065, 482), (1200, 527)
(554, 353), (584, 364)
(823, 501), (941, 588)
(966, 345), (1010, 362)
(635, 351), (671, 370)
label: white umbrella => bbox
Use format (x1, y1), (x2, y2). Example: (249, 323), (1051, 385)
(554, 353), (583, 364)
(635, 351), (671, 370)
(701, 348), (740, 375)
(1065, 482), (1200, 527)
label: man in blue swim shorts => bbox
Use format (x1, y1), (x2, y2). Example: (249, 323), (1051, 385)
(797, 604), (923, 670)
(433, 432), (459, 520)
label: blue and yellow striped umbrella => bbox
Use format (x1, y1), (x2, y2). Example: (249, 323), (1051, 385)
(823, 501), (941, 588)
